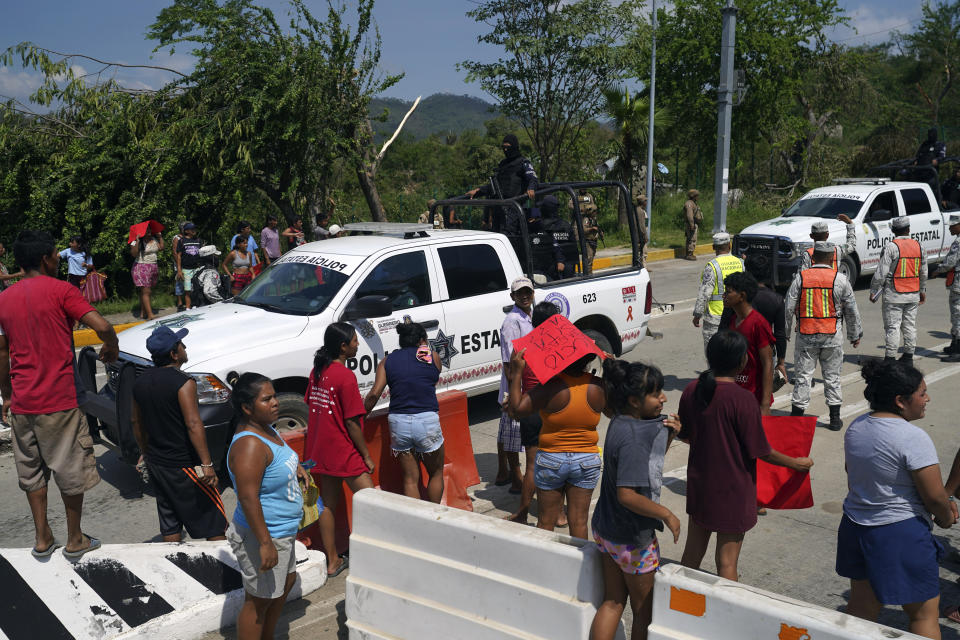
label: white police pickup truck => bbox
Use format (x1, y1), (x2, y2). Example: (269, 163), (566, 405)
(80, 221), (650, 468)
(734, 179), (953, 287)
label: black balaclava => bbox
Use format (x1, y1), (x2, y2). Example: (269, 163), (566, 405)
(502, 134), (521, 160)
(539, 195), (559, 218)
(928, 127), (938, 143)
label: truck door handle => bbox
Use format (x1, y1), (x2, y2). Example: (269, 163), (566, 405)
(421, 320), (440, 330)
(930, 220), (940, 225)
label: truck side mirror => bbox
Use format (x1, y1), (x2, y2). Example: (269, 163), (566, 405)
(869, 209), (892, 221)
(342, 295), (393, 320)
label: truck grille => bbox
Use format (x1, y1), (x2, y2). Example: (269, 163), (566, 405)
(106, 353), (153, 392)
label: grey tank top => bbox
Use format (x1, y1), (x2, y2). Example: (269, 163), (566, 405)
(233, 251), (252, 268)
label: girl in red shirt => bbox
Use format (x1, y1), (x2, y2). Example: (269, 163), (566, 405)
(305, 322), (374, 577)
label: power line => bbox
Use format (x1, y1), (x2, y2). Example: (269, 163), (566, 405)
(833, 17), (923, 43)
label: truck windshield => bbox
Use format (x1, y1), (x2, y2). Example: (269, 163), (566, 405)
(232, 262), (349, 316)
(783, 197), (861, 219)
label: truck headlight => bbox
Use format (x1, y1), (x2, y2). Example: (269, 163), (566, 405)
(191, 373), (231, 404)
(791, 241), (813, 260)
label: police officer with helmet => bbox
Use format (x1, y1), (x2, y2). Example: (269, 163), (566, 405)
(869, 216), (927, 365)
(785, 241), (862, 430)
(692, 232), (744, 355)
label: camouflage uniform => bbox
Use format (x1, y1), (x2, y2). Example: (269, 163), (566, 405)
(935, 233), (960, 340)
(798, 222), (857, 271)
(869, 237), (927, 358)
(784, 266), (862, 410)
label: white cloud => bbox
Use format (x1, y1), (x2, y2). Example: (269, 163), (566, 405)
(0, 67), (43, 104)
(828, 4), (922, 44)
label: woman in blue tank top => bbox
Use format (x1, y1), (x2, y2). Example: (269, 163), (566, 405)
(364, 320), (446, 503)
(226, 373), (310, 639)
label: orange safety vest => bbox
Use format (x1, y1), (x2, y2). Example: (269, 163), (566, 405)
(806, 246), (838, 271)
(892, 237), (922, 293)
(798, 268), (838, 335)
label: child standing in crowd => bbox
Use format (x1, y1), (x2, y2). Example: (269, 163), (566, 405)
(678, 331), (813, 581)
(305, 323), (375, 578)
(59, 235), (93, 288)
(838, 359), (955, 639)
(590, 359), (682, 640)
(172, 221), (188, 311)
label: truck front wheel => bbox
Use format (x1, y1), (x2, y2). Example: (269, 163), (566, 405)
(839, 255), (859, 283)
(583, 329), (613, 377)
(276, 393), (309, 433)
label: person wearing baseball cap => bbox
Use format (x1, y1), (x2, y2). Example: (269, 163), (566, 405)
(799, 213), (856, 272)
(496, 277), (536, 497)
(934, 213), (960, 360)
(131, 326), (227, 543)
(784, 241), (862, 430)
(693, 231), (744, 357)
(869, 215), (926, 365)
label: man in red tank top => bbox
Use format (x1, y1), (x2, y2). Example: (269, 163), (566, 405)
(869, 217), (927, 364)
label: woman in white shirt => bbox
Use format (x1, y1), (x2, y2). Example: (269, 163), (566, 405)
(130, 231), (164, 320)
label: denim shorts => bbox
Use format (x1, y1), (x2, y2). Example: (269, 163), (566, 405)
(534, 451), (602, 491)
(388, 411), (444, 454)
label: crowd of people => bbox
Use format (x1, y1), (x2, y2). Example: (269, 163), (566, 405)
(2, 196), (960, 640)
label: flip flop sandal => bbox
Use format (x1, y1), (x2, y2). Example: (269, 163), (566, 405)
(494, 478), (512, 487)
(327, 555), (349, 578)
(942, 604), (960, 624)
(62, 535), (101, 561)
(31, 541), (60, 559)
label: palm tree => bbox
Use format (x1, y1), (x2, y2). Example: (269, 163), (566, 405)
(602, 86), (672, 225)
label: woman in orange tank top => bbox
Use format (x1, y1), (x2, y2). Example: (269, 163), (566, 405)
(507, 340), (608, 540)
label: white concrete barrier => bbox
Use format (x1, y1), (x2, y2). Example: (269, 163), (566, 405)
(0, 540), (326, 640)
(345, 489), (625, 639)
(649, 564), (926, 639)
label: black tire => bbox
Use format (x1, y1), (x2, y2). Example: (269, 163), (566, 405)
(582, 329), (612, 377)
(839, 254), (859, 283)
(275, 392), (309, 433)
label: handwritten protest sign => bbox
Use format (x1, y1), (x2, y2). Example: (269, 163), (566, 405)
(512, 314), (605, 384)
(756, 415), (816, 509)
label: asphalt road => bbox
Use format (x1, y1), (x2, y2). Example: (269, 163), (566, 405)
(4, 254), (960, 639)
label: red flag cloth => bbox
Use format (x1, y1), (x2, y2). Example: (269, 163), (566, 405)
(127, 220), (165, 244)
(511, 314), (605, 385)
(756, 415), (816, 509)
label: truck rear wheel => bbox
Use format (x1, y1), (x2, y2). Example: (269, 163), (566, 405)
(583, 329), (612, 377)
(839, 255), (859, 283)
(275, 393), (309, 433)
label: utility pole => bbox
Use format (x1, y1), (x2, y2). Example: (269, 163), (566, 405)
(644, 0), (656, 244)
(713, 0), (737, 233)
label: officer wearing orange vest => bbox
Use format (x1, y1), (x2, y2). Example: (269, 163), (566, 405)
(785, 241), (862, 430)
(933, 213), (960, 361)
(798, 215), (856, 272)
(869, 216), (927, 365)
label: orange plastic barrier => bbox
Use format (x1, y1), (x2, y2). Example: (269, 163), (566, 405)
(283, 390), (479, 554)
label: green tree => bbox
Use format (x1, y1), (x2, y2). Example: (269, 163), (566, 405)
(459, 0), (642, 181)
(895, 1), (960, 126)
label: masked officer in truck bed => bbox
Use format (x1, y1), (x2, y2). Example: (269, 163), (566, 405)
(869, 216), (927, 365)
(693, 232), (744, 355)
(934, 213), (960, 361)
(785, 241), (862, 430)
(798, 215), (857, 272)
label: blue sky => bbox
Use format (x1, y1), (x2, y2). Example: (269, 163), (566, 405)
(0, 0), (926, 107)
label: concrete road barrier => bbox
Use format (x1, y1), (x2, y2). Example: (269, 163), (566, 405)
(0, 540), (326, 640)
(345, 489), (625, 640)
(649, 564), (926, 639)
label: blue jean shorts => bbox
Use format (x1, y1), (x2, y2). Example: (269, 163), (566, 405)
(535, 451), (602, 491)
(836, 514), (944, 605)
(388, 411), (444, 455)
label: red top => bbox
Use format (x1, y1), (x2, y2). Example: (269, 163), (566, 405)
(679, 380), (772, 533)
(304, 361), (368, 477)
(0, 276), (94, 414)
(730, 309), (775, 407)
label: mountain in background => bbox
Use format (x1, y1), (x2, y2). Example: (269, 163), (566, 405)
(368, 93), (500, 139)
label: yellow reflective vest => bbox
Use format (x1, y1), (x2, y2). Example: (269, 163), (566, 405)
(707, 254), (745, 316)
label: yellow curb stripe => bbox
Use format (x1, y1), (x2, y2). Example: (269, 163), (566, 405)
(594, 243), (714, 270)
(73, 321), (143, 347)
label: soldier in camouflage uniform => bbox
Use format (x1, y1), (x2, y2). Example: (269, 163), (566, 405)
(573, 190), (601, 275)
(869, 216), (927, 365)
(934, 213), (960, 361)
(784, 242), (862, 430)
